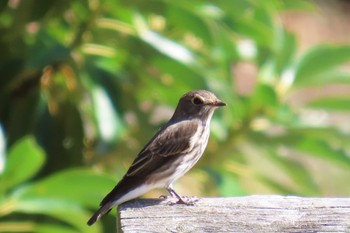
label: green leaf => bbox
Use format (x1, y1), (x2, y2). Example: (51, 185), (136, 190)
(295, 138), (350, 168)
(0, 221), (35, 232)
(274, 29), (296, 74)
(297, 69), (350, 87)
(266, 151), (319, 195)
(294, 45), (350, 86)
(0, 222), (81, 233)
(133, 13), (196, 66)
(251, 83), (278, 109)
(281, 0), (316, 11)
(0, 126), (5, 175)
(27, 43), (70, 70)
(92, 86), (125, 143)
(152, 57), (205, 89)
(14, 169), (116, 208)
(218, 172), (246, 196)
(36, 224), (81, 233)
(13, 198), (101, 233)
(0, 0), (8, 13)
(167, 4), (213, 47)
(257, 175), (295, 194)
(233, 17), (273, 47)
(1, 137), (45, 192)
(308, 97), (350, 111)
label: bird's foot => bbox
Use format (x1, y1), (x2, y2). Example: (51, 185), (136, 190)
(176, 196), (199, 205)
(159, 195), (199, 205)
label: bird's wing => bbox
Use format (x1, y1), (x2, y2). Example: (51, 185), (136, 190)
(125, 119), (200, 177)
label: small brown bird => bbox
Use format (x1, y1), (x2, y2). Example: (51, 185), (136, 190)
(87, 90), (225, 225)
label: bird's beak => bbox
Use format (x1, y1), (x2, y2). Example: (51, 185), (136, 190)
(211, 100), (226, 107)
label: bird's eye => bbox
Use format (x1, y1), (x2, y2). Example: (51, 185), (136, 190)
(192, 96), (204, 105)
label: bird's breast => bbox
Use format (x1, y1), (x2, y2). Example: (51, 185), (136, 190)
(146, 122), (211, 188)
(165, 124), (210, 186)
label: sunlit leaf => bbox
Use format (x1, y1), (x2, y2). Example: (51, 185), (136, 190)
(218, 172), (246, 196)
(167, 4), (213, 47)
(308, 98), (350, 111)
(0, 221), (36, 232)
(134, 13), (196, 66)
(251, 84), (278, 109)
(36, 224), (81, 233)
(152, 57), (205, 89)
(233, 18), (273, 47)
(295, 138), (350, 168)
(13, 198), (100, 233)
(281, 0), (316, 11)
(274, 29), (296, 75)
(96, 18), (135, 35)
(266, 151), (319, 196)
(82, 44), (117, 58)
(0, 126), (5, 175)
(92, 86), (124, 142)
(294, 45), (350, 86)
(14, 169), (115, 209)
(1, 137), (45, 192)
(296, 69), (350, 87)
(257, 175), (295, 194)
(0, 222), (81, 233)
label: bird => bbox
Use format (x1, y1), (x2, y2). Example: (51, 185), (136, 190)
(87, 90), (225, 226)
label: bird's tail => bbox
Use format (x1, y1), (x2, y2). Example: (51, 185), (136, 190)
(87, 202), (113, 226)
(87, 177), (149, 226)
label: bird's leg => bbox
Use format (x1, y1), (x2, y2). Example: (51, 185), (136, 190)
(166, 186), (187, 204)
(164, 184), (199, 205)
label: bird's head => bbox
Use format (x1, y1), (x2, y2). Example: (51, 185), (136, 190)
(171, 90), (225, 121)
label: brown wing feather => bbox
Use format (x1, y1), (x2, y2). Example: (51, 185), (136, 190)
(126, 119), (199, 177)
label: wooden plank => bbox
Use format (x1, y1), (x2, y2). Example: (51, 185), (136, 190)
(118, 195), (350, 233)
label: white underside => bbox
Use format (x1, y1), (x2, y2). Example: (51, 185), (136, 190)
(111, 183), (163, 207)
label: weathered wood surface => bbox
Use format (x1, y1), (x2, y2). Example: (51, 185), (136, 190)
(118, 195), (350, 233)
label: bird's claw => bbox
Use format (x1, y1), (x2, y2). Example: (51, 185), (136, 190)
(159, 195), (199, 205)
(177, 196), (199, 205)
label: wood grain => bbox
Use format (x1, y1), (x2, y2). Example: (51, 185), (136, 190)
(118, 195), (350, 233)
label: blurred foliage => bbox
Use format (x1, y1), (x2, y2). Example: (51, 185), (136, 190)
(0, 136), (115, 233)
(1, 0), (350, 232)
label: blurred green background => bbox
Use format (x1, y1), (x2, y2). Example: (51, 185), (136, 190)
(1, 0), (350, 232)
